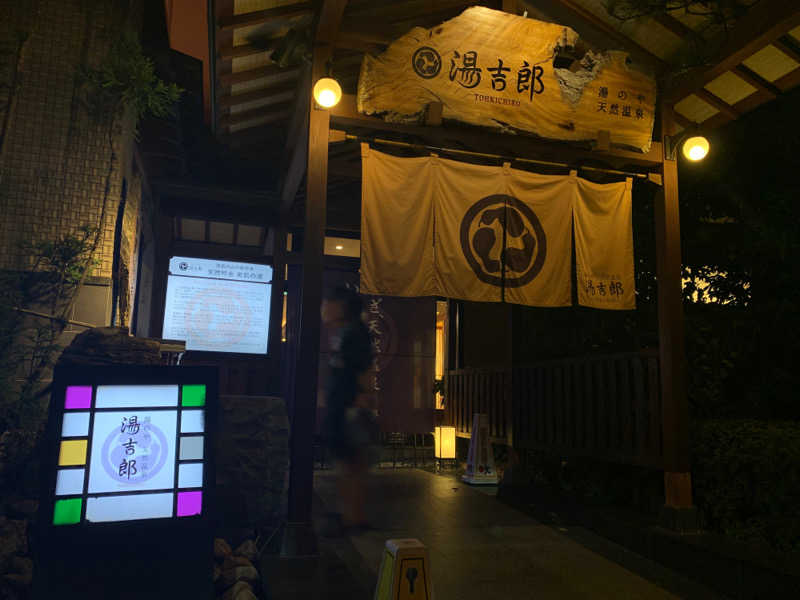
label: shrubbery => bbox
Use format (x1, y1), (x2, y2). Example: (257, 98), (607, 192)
(691, 419), (800, 553)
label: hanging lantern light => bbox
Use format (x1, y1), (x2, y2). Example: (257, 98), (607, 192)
(682, 135), (710, 161)
(313, 77), (342, 108)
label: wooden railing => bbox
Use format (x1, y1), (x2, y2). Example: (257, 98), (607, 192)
(444, 368), (512, 444)
(444, 351), (662, 468)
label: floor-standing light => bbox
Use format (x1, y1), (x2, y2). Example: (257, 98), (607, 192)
(434, 426), (456, 470)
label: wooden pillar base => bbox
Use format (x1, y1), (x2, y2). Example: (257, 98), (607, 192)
(280, 521), (319, 558)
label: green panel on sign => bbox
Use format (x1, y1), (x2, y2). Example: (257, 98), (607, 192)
(181, 385), (206, 407)
(53, 498), (82, 525)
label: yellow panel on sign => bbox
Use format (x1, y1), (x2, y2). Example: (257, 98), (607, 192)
(58, 439), (87, 466)
(374, 539), (433, 600)
(397, 558), (428, 600)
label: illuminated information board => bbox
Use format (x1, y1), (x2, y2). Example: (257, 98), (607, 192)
(162, 256), (272, 354)
(36, 366), (217, 600)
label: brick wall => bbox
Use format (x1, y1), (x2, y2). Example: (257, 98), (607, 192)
(0, 0), (141, 284)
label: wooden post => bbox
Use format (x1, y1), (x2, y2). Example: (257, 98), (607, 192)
(655, 107), (697, 530)
(283, 45), (331, 554)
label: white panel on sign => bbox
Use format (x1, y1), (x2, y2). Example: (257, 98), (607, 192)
(95, 385), (178, 408)
(87, 411), (177, 494)
(180, 410), (204, 433)
(178, 463), (203, 488)
(61, 412), (90, 437)
(86, 492), (174, 522)
(56, 468), (85, 496)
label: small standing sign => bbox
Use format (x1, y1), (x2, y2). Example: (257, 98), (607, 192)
(462, 414), (498, 485)
(35, 365), (218, 600)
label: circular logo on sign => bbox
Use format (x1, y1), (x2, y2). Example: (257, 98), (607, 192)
(412, 46), (441, 79)
(178, 261), (189, 271)
(101, 417), (169, 484)
(184, 287), (252, 351)
(459, 194), (546, 288)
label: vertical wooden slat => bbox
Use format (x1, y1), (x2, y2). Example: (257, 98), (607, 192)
(632, 356), (647, 456)
(619, 357), (633, 455)
(593, 360), (606, 450)
(564, 362), (574, 449)
(583, 360), (597, 450)
(647, 356), (662, 462)
(607, 359), (619, 452)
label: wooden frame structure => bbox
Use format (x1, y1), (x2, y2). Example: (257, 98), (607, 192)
(193, 0), (800, 549)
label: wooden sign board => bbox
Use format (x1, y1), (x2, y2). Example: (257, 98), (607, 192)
(357, 6), (657, 153)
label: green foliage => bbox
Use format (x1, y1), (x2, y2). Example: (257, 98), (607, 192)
(692, 419), (800, 553)
(0, 227), (99, 432)
(82, 31), (181, 123)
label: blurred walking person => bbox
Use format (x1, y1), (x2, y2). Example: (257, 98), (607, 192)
(321, 286), (374, 534)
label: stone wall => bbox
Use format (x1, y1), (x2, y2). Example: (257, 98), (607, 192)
(216, 396), (289, 528)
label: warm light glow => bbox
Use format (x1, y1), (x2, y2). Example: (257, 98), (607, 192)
(313, 77), (342, 108)
(683, 135), (709, 161)
(335, 245), (344, 250)
(434, 426), (456, 459)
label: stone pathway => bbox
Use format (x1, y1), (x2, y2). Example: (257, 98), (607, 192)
(310, 468), (722, 600)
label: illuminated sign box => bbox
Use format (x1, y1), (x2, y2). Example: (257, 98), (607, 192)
(36, 366), (217, 600)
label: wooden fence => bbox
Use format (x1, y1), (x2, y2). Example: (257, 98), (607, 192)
(444, 351), (662, 468)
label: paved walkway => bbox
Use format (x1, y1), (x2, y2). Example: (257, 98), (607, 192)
(305, 468), (720, 600)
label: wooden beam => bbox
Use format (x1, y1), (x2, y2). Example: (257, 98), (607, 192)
(218, 42), (270, 61)
(669, 108), (694, 130)
(529, 0), (668, 72)
(693, 88), (739, 120)
(665, 0), (800, 103)
(330, 94), (664, 169)
(697, 64), (800, 130)
(651, 12), (700, 43)
(225, 116), (293, 146)
(217, 80), (297, 110)
(772, 37), (800, 65)
(731, 64), (780, 99)
(335, 28), (392, 52)
(219, 102), (294, 130)
(218, 2), (313, 31)
(218, 64), (300, 88)
(655, 106), (692, 510)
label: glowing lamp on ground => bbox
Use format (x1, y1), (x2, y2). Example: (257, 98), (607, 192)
(434, 426), (456, 459)
(313, 77), (342, 108)
(683, 135), (709, 161)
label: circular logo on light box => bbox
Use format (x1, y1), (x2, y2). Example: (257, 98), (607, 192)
(184, 287), (252, 350)
(100, 417), (169, 484)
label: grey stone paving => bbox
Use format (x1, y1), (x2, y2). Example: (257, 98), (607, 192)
(310, 468), (722, 600)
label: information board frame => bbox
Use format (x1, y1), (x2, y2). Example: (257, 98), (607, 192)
(161, 255), (274, 357)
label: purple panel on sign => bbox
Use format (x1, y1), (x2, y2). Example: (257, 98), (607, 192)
(65, 386), (92, 409)
(177, 491), (202, 517)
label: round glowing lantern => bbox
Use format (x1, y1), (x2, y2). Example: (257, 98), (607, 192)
(682, 135), (709, 161)
(313, 77), (342, 108)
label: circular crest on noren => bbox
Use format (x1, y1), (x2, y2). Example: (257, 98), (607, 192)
(459, 194), (547, 288)
(412, 46), (442, 79)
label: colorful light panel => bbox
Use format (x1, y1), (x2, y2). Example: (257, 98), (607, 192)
(181, 385), (206, 407)
(86, 493), (174, 523)
(177, 491), (202, 517)
(53, 498), (82, 525)
(65, 386), (92, 409)
(58, 439), (87, 466)
(178, 463), (203, 488)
